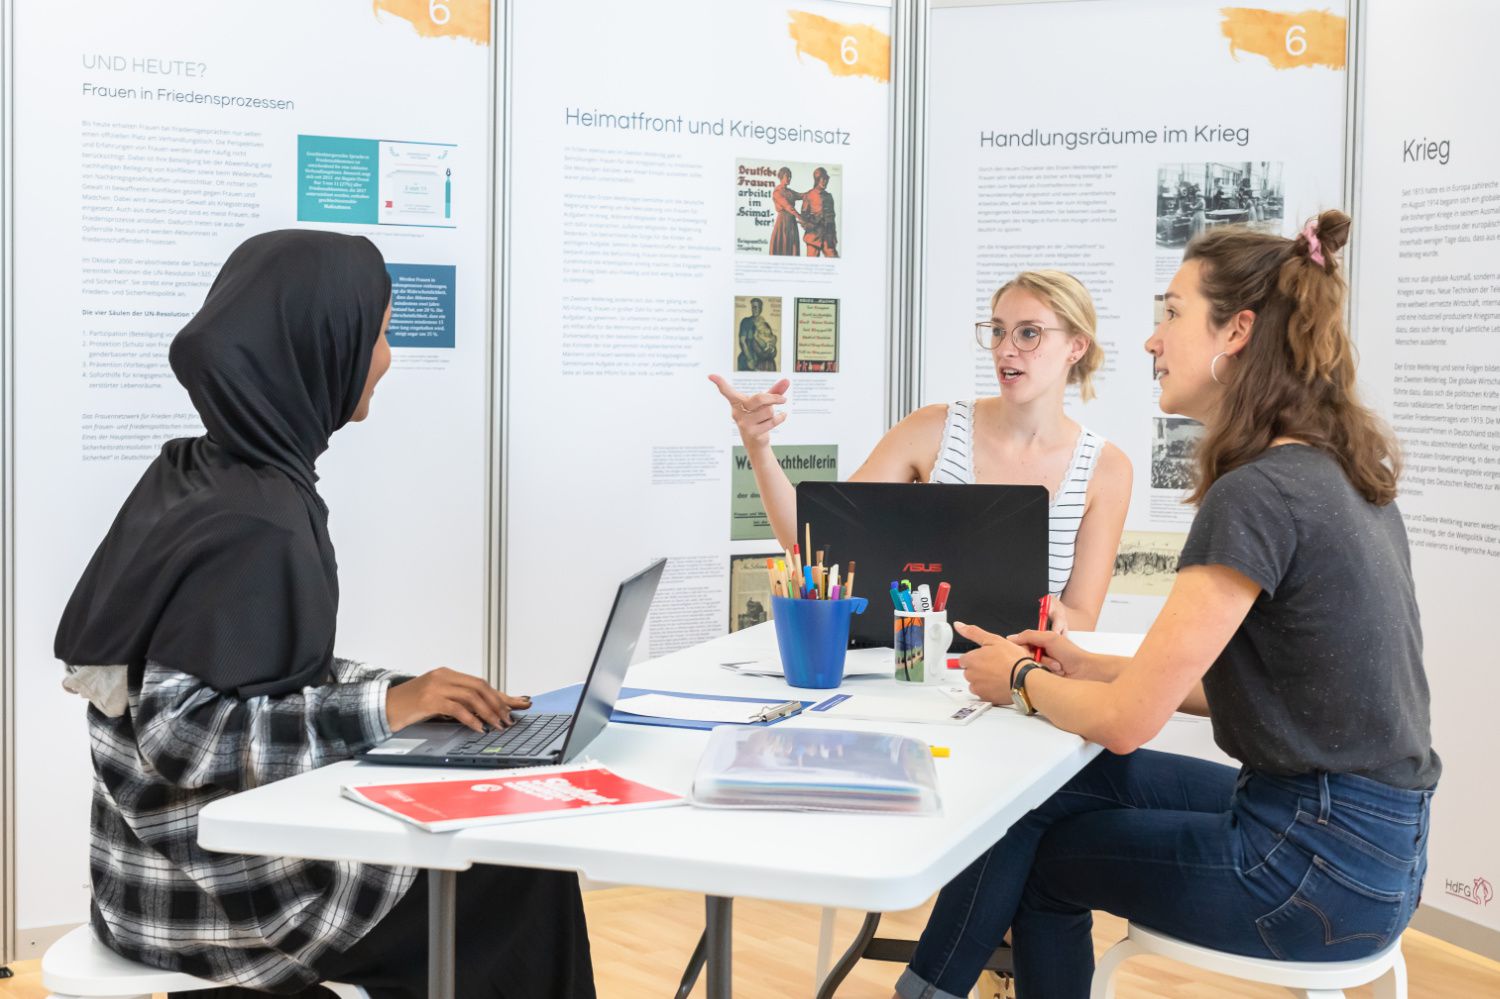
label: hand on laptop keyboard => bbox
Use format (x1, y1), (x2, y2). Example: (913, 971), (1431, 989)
(386, 667), (531, 733)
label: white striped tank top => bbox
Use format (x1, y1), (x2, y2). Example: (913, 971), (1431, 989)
(928, 399), (1104, 597)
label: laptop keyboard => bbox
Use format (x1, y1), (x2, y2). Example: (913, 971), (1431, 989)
(452, 713), (571, 758)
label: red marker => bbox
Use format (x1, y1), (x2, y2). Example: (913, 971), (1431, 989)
(933, 581), (951, 612)
(1031, 595), (1054, 662)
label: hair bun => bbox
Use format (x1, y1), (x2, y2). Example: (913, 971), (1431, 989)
(1311, 209), (1351, 257)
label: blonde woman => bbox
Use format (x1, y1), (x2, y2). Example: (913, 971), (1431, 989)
(710, 270), (1131, 630)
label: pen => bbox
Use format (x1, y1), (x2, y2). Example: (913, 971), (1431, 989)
(889, 582), (902, 609)
(916, 583), (932, 612)
(828, 564), (839, 599)
(804, 564), (816, 598)
(1031, 594), (1053, 662)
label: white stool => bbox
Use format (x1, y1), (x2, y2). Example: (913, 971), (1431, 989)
(1090, 922), (1407, 999)
(42, 925), (369, 999)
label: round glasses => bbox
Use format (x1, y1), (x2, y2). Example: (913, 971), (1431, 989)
(974, 321), (1067, 352)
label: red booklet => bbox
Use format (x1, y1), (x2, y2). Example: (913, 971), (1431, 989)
(342, 766), (682, 832)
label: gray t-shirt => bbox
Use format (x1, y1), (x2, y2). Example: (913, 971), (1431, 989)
(1178, 445), (1440, 789)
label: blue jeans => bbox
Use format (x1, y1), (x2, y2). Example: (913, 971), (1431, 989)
(897, 749), (1432, 999)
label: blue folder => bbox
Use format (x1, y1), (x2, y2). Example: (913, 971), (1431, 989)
(526, 683), (814, 731)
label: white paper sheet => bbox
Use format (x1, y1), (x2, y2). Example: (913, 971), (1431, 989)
(719, 646), (896, 680)
(810, 688), (993, 726)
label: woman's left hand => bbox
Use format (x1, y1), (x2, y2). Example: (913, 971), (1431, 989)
(954, 621), (1035, 705)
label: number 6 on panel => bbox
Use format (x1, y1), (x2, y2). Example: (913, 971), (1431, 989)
(429, 0), (451, 27)
(1285, 24), (1307, 57)
(841, 35), (858, 65)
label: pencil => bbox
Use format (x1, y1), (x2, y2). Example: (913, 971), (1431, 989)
(845, 561), (856, 598)
(805, 523), (812, 571)
(765, 558), (778, 597)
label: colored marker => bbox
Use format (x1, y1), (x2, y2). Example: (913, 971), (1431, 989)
(933, 581), (951, 612)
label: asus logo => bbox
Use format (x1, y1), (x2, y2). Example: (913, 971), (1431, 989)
(902, 562), (942, 573)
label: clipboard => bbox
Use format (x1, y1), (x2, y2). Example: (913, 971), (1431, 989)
(525, 684), (815, 731)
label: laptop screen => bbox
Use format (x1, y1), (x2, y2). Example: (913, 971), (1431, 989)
(556, 558), (667, 759)
(795, 482), (1049, 650)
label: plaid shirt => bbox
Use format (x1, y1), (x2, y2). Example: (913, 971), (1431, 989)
(86, 658), (418, 992)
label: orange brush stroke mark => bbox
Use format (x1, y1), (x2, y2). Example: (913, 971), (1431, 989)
(1220, 8), (1345, 70)
(787, 11), (890, 83)
(374, 0), (489, 45)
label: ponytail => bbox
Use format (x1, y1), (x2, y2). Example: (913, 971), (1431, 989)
(1279, 210), (1353, 384)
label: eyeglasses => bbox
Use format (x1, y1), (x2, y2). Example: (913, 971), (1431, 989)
(974, 321), (1067, 352)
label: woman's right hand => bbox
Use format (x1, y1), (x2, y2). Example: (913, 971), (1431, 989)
(709, 374), (790, 448)
(1006, 629), (1102, 680)
(385, 667), (530, 733)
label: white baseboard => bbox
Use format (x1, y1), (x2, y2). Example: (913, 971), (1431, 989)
(15, 921), (79, 961)
(1409, 904), (1500, 962)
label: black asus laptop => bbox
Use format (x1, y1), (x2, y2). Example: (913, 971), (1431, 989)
(357, 559), (665, 768)
(796, 482), (1048, 652)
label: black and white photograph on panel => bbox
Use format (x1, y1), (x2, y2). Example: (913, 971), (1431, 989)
(1155, 162), (1284, 247)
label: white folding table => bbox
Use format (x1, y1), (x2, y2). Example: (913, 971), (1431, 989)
(199, 625), (1142, 998)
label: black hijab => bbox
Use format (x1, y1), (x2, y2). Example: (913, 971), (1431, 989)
(55, 230), (391, 697)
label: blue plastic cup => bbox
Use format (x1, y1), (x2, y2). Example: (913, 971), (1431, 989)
(771, 595), (870, 688)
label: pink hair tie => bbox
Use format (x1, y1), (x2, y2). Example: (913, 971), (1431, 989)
(1302, 220), (1325, 266)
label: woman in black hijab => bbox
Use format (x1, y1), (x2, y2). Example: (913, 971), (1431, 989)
(55, 230), (596, 998)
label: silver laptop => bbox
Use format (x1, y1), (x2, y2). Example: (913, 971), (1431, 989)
(357, 559), (665, 768)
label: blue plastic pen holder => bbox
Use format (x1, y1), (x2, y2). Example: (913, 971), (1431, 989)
(771, 595), (869, 689)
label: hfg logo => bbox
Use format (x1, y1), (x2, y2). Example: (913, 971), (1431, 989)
(1445, 877), (1494, 907)
(902, 562), (942, 573)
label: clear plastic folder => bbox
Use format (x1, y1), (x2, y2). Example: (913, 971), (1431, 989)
(689, 726), (941, 815)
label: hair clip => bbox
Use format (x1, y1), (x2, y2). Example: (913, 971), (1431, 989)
(1301, 220), (1326, 267)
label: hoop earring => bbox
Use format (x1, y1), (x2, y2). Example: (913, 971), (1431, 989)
(1210, 351), (1231, 385)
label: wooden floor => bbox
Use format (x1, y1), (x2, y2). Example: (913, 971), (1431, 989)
(5, 887), (1499, 997)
